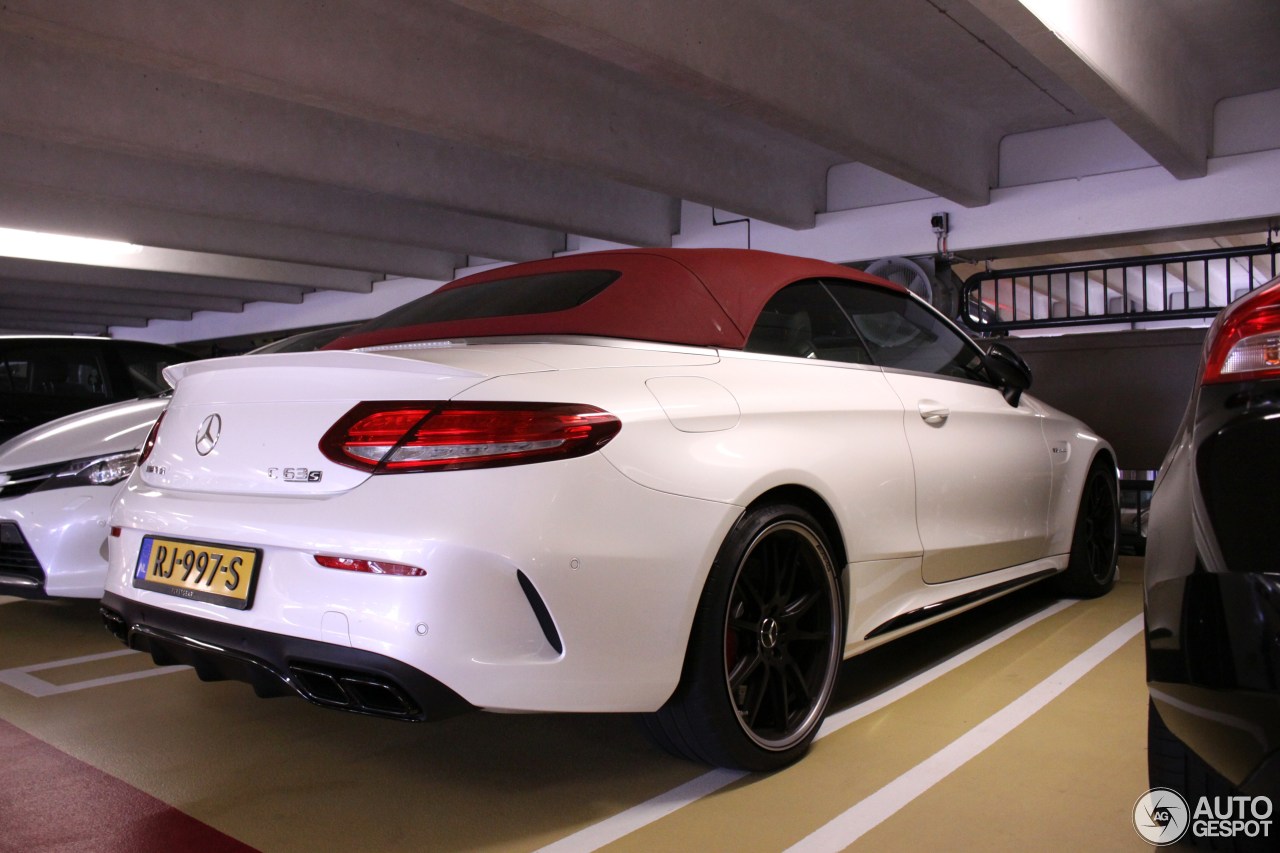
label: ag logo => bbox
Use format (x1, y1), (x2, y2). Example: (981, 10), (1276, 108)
(195, 413), (222, 456)
(1134, 788), (1190, 845)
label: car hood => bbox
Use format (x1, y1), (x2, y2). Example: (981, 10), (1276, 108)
(0, 397), (169, 470)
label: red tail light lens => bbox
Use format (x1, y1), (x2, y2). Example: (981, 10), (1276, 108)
(1203, 276), (1280, 384)
(138, 410), (166, 466)
(315, 554), (425, 576)
(319, 401), (622, 472)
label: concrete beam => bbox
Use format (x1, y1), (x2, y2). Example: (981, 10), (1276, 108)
(0, 294), (194, 322)
(0, 280), (245, 314)
(0, 8), (689, 238)
(0, 318), (107, 335)
(745, 148), (1280, 264)
(0, 134), (563, 265)
(449, 0), (996, 207)
(114, 275), (445, 346)
(964, 0), (1211, 179)
(0, 306), (150, 328)
(0, 203), (378, 292)
(0, 257), (310, 305)
(0, 180), (460, 283)
(113, 144), (1280, 345)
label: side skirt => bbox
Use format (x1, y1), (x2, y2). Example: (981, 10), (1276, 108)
(863, 568), (1058, 640)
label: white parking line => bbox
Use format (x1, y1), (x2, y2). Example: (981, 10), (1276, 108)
(0, 649), (188, 697)
(535, 598), (1079, 853)
(785, 613), (1143, 852)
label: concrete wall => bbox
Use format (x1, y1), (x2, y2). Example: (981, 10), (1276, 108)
(1001, 328), (1207, 471)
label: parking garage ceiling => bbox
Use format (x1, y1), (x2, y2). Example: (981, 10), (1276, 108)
(0, 0), (1278, 335)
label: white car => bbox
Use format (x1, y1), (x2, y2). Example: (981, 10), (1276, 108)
(0, 325), (359, 601)
(101, 248), (1118, 770)
(1, 397), (166, 598)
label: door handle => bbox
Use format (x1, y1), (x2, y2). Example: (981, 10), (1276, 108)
(918, 400), (949, 427)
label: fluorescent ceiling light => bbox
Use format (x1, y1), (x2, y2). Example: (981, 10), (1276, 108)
(1016, 0), (1086, 36)
(0, 227), (143, 265)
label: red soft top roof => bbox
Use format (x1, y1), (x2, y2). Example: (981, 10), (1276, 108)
(329, 248), (904, 351)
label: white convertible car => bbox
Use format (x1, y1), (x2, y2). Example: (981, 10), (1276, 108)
(101, 248), (1118, 770)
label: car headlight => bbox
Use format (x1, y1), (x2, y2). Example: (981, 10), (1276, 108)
(43, 451), (141, 490)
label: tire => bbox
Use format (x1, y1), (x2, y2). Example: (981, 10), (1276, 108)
(1053, 458), (1119, 598)
(1148, 701), (1272, 852)
(642, 504), (844, 771)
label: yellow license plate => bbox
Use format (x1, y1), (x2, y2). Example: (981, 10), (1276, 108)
(132, 536), (261, 610)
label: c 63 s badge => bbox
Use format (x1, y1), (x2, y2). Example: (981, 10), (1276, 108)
(268, 467), (323, 483)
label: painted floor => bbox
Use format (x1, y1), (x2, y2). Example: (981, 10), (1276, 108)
(1, 559), (1161, 852)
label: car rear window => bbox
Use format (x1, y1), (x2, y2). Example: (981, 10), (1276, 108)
(356, 269), (621, 332)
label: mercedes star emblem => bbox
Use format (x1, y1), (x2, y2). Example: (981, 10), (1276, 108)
(195, 413), (223, 456)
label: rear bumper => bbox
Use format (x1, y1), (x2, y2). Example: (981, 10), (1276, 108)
(104, 455), (739, 712)
(101, 591), (471, 721)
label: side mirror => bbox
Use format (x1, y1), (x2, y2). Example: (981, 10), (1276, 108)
(985, 342), (1032, 406)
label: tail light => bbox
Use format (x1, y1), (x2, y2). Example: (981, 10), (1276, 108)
(315, 555), (425, 576)
(1203, 276), (1280, 384)
(319, 401), (621, 473)
(138, 410), (166, 465)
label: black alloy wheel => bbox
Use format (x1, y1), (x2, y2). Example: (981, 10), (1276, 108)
(1054, 459), (1119, 597)
(642, 504), (844, 770)
(724, 519), (840, 751)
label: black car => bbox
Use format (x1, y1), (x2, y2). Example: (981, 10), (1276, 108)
(1146, 274), (1280, 834)
(0, 336), (193, 443)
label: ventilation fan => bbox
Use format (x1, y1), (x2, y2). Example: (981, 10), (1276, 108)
(864, 255), (961, 319)
(865, 256), (932, 300)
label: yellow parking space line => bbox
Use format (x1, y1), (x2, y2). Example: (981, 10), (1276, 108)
(786, 614), (1143, 852)
(818, 599), (1079, 737)
(537, 768), (748, 853)
(0, 649), (188, 697)
(853, 634), (1149, 851)
(534, 599), (1080, 853)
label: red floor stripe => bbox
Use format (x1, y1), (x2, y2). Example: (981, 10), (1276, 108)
(0, 719), (258, 853)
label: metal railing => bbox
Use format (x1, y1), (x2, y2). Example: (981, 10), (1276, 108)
(961, 243), (1279, 334)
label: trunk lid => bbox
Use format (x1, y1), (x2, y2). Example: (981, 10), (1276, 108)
(143, 348), (554, 496)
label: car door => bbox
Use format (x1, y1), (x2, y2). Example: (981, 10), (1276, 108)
(742, 280), (922, 565)
(826, 281), (1053, 583)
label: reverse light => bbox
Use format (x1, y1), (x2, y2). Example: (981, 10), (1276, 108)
(1203, 276), (1280, 384)
(314, 555), (426, 576)
(319, 401), (621, 472)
